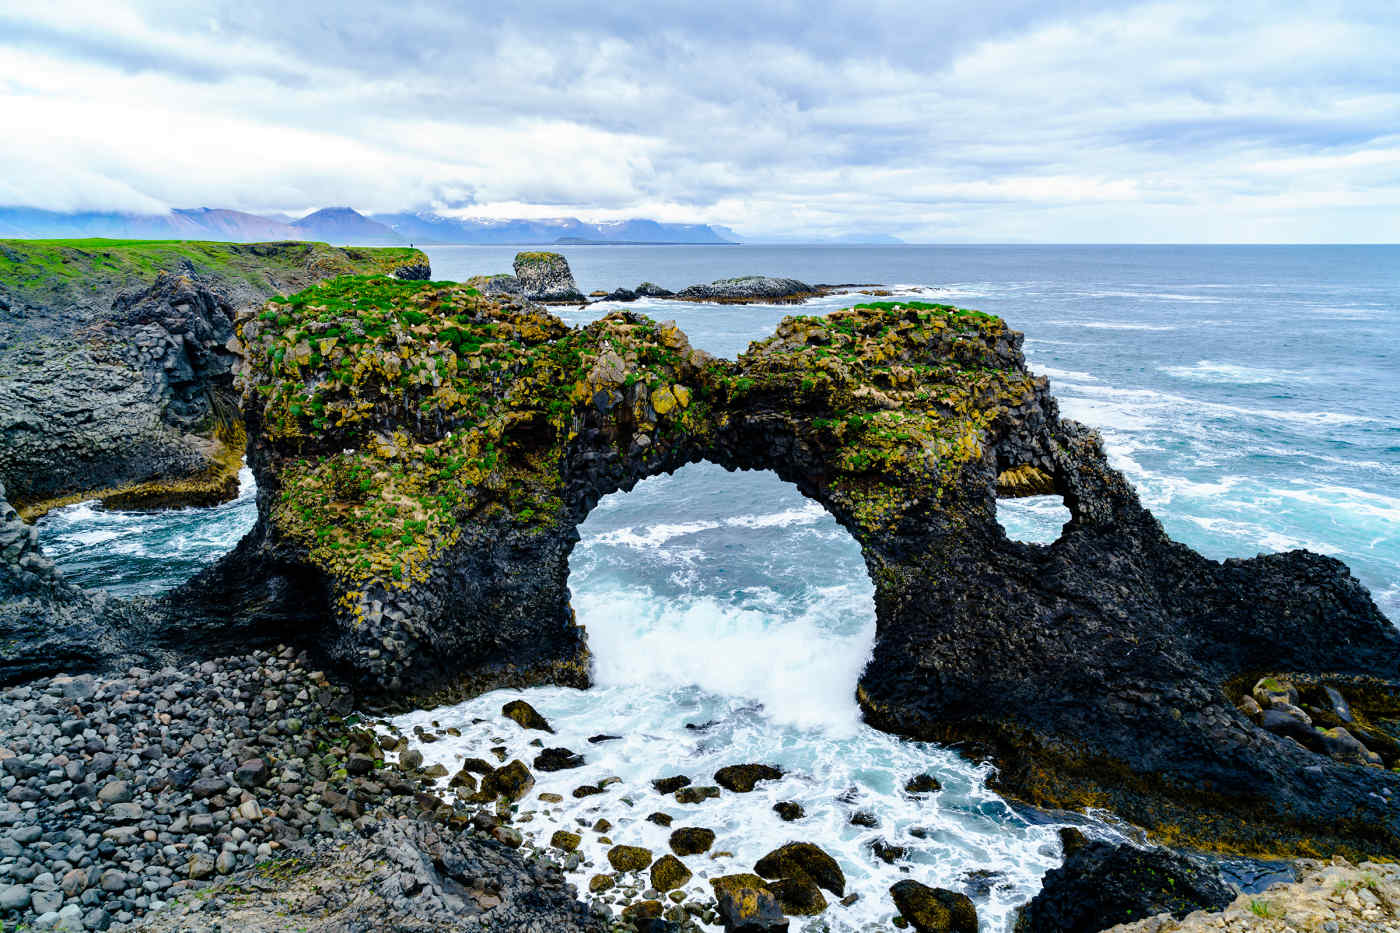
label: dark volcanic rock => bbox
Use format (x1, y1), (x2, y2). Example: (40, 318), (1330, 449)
(669, 827), (716, 856)
(674, 275), (820, 304)
(773, 801), (805, 822)
(891, 880), (977, 933)
(1014, 838), (1235, 933)
(754, 842), (845, 896)
(180, 282), (1400, 857)
(502, 699), (553, 732)
(711, 874), (788, 933)
(514, 251), (584, 303)
(715, 763), (784, 792)
(0, 242), (427, 516)
(534, 746), (585, 771)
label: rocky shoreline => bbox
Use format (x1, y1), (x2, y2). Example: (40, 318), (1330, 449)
(0, 651), (606, 932)
(1, 248), (1398, 931)
(0, 240), (429, 520)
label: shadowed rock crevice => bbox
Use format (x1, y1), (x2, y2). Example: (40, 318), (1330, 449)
(173, 280), (1399, 858)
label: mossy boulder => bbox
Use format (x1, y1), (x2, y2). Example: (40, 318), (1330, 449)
(621, 900), (664, 923)
(588, 873), (614, 893)
(675, 785), (720, 804)
(652, 775), (691, 794)
(607, 844), (653, 873)
(773, 802), (805, 822)
(477, 760), (533, 803)
(771, 874), (828, 916)
(890, 881), (977, 933)
(550, 830), (580, 852)
(754, 842), (844, 896)
(711, 874), (787, 932)
(669, 827), (715, 856)
(714, 764), (784, 793)
(650, 854), (691, 892)
(502, 700), (553, 732)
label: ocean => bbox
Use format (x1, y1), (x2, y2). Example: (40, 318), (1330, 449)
(35, 244), (1399, 930)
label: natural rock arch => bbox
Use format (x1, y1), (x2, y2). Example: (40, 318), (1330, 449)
(175, 278), (1400, 858)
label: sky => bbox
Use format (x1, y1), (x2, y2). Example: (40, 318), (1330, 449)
(1, 0), (1397, 242)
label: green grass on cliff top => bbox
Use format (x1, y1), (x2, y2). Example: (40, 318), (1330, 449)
(0, 238), (427, 309)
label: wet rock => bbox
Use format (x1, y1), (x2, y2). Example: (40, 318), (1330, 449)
(773, 874), (828, 915)
(399, 748), (424, 770)
(608, 844), (654, 873)
(588, 734), (622, 744)
(868, 838), (907, 864)
(652, 775), (691, 794)
(714, 764), (784, 793)
(572, 784), (604, 798)
(534, 746), (585, 771)
(754, 842), (845, 896)
(651, 854), (692, 892)
(646, 812), (674, 827)
(675, 275), (819, 304)
(1014, 839), (1234, 932)
(622, 900), (664, 922)
(670, 827), (715, 856)
(589, 874), (615, 893)
(849, 810), (878, 828)
(904, 773), (942, 795)
(773, 801), (805, 822)
(711, 874), (788, 933)
(502, 699), (553, 732)
(478, 759), (534, 803)
(675, 785), (720, 804)
(551, 830), (581, 852)
(890, 880), (977, 933)
(635, 282), (675, 298)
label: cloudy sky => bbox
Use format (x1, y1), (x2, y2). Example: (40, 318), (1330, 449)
(2, 0), (1397, 241)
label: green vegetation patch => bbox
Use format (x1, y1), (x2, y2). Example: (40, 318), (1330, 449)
(243, 277), (712, 617)
(0, 238), (427, 315)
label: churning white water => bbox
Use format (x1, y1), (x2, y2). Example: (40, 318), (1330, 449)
(385, 465), (1070, 931)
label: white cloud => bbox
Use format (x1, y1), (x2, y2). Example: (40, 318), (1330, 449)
(0, 0), (1397, 240)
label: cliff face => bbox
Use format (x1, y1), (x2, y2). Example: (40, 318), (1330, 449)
(179, 280), (1400, 859)
(0, 240), (430, 516)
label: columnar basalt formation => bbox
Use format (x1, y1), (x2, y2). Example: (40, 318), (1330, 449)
(186, 279), (1400, 858)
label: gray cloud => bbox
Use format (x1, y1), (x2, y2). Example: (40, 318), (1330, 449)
(1, 0), (1398, 240)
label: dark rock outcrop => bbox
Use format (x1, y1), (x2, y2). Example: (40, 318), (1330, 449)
(891, 880), (978, 933)
(715, 763), (784, 792)
(170, 281), (1400, 856)
(513, 251), (584, 303)
(0, 240), (429, 517)
(1014, 835), (1236, 932)
(674, 275), (821, 304)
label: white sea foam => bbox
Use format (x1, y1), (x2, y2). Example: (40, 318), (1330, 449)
(1031, 365), (1100, 383)
(1043, 320), (1179, 331)
(588, 520), (722, 549)
(1159, 361), (1303, 385)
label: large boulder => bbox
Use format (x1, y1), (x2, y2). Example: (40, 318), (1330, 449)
(890, 881), (977, 933)
(1014, 835), (1235, 933)
(715, 764), (784, 793)
(710, 875), (787, 933)
(754, 842), (844, 896)
(513, 251), (584, 303)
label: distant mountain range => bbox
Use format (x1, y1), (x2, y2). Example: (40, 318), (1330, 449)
(0, 206), (744, 245)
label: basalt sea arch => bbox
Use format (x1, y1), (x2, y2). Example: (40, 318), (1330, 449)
(176, 278), (1400, 858)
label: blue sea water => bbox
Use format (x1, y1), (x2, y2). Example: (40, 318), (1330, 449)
(33, 245), (1399, 930)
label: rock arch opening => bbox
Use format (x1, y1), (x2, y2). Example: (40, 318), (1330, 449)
(568, 461), (876, 730)
(994, 495), (1071, 546)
